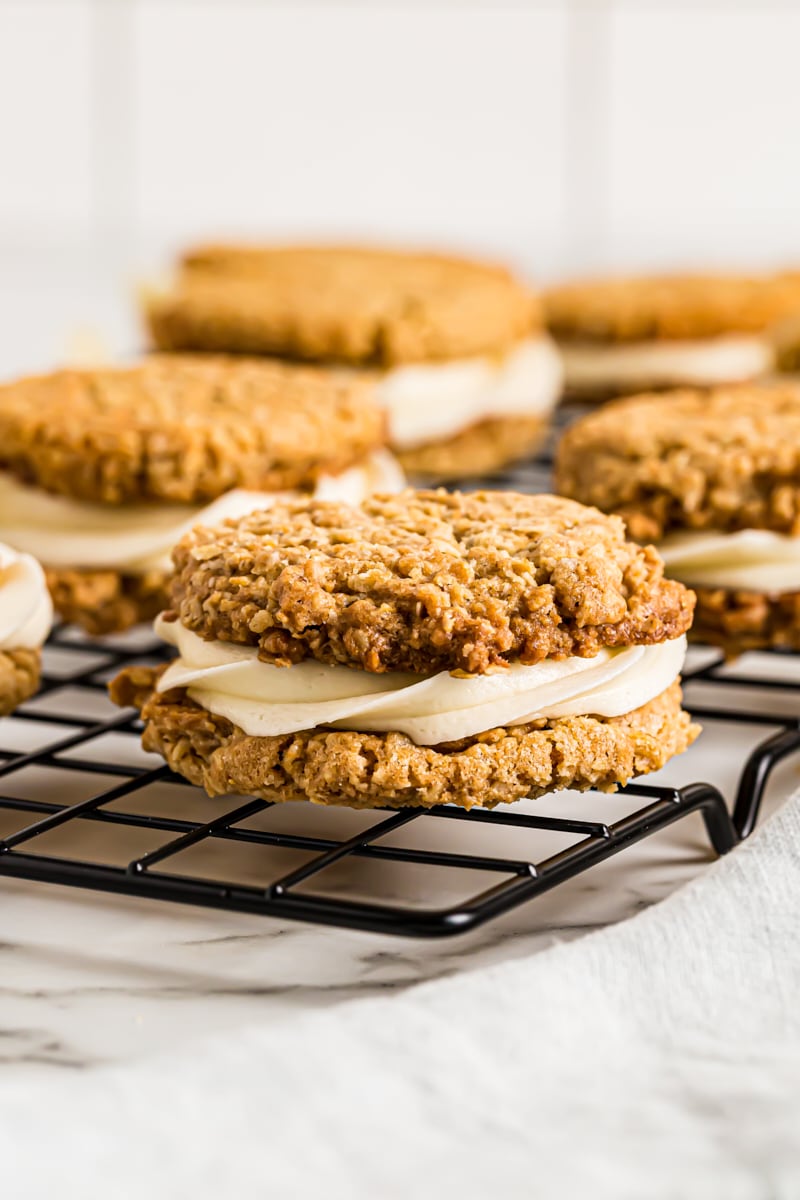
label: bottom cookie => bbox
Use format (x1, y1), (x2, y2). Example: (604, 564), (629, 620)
(692, 586), (800, 655)
(110, 669), (697, 811)
(561, 385), (634, 405)
(46, 567), (168, 636)
(561, 378), (763, 405)
(0, 647), (41, 716)
(396, 415), (549, 481)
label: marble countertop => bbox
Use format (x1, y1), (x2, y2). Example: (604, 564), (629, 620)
(3, 641), (800, 1082)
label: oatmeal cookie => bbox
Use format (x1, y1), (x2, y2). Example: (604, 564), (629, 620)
(397, 415), (548, 480)
(169, 489), (694, 675)
(110, 669), (696, 811)
(0, 647), (41, 716)
(690, 587), (800, 654)
(544, 274), (800, 344)
(146, 245), (540, 365)
(0, 354), (384, 506)
(45, 567), (168, 637)
(556, 384), (800, 541)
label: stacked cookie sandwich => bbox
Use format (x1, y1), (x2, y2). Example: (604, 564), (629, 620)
(144, 244), (563, 479)
(557, 384), (800, 653)
(111, 490), (697, 810)
(544, 273), (800, 400)
(0, 354), (401, 634)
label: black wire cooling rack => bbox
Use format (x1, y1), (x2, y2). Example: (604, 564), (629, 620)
(2, 419), (800, 938)
(2, 624), (798, 939)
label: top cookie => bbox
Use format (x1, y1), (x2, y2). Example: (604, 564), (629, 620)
(146, 244), (540, 365)
(0, 355), (384, 506)
(544, 274), (800, 343)
(556, 384), (800, 541)
(169, 489), (694, 675)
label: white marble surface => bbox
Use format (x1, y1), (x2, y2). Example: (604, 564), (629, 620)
(2, 641), (800, 1081)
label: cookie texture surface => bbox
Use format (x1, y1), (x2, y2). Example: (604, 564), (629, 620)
(170, 489), (694, 675)
(46, 567), (167, 636)
(146, 245), (539, 365)
(0, 647), (40, 716)
(0, 355), (384, 506)
(556, 385), (800, 541)
(397, 415), (548, 480)
(691, 587), (800, 654)
(110, 669), (696, 811)
(544, 274), (800, 343)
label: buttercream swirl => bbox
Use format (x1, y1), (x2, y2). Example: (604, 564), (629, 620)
(0, 542), (52, 651)
(155, 617), (687, 746)
(659, 528), (800, 592)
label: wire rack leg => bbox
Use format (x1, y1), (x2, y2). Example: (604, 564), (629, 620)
(681, 782), (740, 854)
(733, 726), (800, 839)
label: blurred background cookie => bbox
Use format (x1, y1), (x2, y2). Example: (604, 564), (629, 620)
(556, 383), (800, 653)
(0, 355), (401, 635)
(544, 274), (800, 401)
(145, 244), (563, 479)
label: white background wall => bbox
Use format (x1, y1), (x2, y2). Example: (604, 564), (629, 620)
(0, 0), (798, 371)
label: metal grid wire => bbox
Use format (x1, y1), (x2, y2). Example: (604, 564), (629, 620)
(1, 417), (799, 938)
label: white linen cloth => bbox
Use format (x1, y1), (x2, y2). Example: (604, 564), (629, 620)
(2, 791), (800, 1200)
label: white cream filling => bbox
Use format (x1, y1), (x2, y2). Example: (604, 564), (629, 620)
(0, 542), (52, 651)
(155, 617), (687, 746)
(0, 450), (404, 575)
(659, 529), (800, 592)
(561, 335), (774, 391)
(377, 336), (563, 450)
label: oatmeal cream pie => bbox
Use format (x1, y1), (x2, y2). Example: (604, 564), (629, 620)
(110, 490), (697, 811)
(556, 383), (800, 653)
(0, 542), (52, 716)
(0, 355), (402, 636)
(544, 273), (800, 400)
(144, 244), (563, 478)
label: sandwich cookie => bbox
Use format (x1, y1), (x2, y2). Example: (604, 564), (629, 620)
(111, 490), (697, 811)
(0, 355), (401, 635)
(144, 244), (563, 479)
(0, 542), (52, 715)
(556, 383), (800, 652)
(544, 274), (800, 400)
